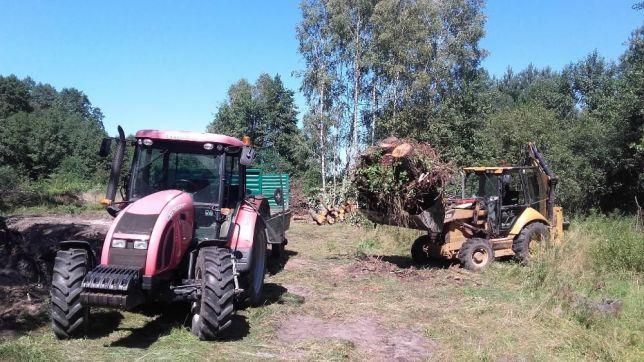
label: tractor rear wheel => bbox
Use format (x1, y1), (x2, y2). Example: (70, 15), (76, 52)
(51, 248), (90, 339)
(458, 238), (494, 271)
(411, 235), (432, 264)
(513, 222), (549, 265)
(191, 247), (235, 340)
(247, 224), (267, 306)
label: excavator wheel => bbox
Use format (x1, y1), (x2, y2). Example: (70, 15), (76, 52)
(512, 222), (549, 265)
(458, 238), (494, 271)
(191, 247), (235, 340)
(410, 235), (433, 264)
(51, 248), (90, 339)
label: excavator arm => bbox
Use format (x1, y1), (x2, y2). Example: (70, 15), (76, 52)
(525, 142), (558, 222)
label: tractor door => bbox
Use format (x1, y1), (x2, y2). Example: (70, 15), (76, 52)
(499, 170), (529, 235)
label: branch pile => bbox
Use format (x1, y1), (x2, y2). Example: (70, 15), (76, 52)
(353, 137), (453, 215)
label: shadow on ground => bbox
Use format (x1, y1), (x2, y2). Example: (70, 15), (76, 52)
(109, 301), (251, 348)
(87, 310), (124, 339)
(379, 255), (455, 269)
(267, 249), (298, 275)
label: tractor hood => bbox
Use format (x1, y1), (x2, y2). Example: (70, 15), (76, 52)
(126, 190), (186, 215)
(100, 189), (195, 277)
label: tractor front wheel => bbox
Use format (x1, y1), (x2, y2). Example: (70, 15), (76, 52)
(458, 238), (494, 271)
(191, 247), (235, 340)
(51, 248), (90, 339)
(512, 222), (549, 265)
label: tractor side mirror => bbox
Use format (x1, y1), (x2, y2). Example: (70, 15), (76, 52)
(99, 138), (112, 157)
(240, 146), (255, 166)
(273, 188), (284, 206)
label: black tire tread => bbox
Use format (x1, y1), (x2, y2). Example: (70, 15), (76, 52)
(411, 235), (432, 264)
(50, 249), (89, 339)
(192, 247), (235, 340)
(512, 222), (549, 264)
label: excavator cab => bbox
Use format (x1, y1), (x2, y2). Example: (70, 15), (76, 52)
(461, 166), (554, 237)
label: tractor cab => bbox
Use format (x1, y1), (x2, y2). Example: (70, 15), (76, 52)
(125, 130), (249, 242)
(99, 128), (266, 244)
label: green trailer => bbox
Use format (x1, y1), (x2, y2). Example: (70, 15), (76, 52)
(245, 168), (291, 255)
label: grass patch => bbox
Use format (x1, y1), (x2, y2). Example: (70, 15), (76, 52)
(0, 175), (105, 214)
(0, 337), (62, 362)
(493, 215), (644, 360)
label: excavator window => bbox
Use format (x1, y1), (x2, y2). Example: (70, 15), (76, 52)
(500, 173), (524, 206)
(464, 173), (498, 198)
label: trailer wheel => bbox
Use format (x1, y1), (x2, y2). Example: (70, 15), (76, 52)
(458, 238), (494, 271)
(191, 247), (235, 340)
(247, 224), (267, 306)
(271, 242), (285, 259)
(513, 222), (549, 265)
(410, 235), (432, 264)
(51, 248), (90, 339)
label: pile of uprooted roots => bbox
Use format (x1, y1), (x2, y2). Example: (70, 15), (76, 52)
(352, 137), (453, 215)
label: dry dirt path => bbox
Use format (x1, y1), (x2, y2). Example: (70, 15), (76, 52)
(1, 216), (584, 361)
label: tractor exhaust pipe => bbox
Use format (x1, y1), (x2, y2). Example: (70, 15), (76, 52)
(105, 126), (126, 204)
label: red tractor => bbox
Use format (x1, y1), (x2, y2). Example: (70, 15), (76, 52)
(50, 127), (291, 340)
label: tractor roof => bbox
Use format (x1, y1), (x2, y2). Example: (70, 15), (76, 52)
(463, 166), (535, 174)
(135, 130), (244, 147)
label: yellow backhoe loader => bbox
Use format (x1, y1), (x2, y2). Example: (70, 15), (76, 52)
(363, 142), (566, 270)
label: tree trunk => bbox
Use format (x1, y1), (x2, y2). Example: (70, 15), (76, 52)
(350, 13), (361, 167)
(371, 81), (376, 145)
(393, 71), (400, 122)
(319, 85), (326, 195)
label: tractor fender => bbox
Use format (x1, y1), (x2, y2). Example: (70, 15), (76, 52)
(228, 197), (270, 272)
(58, 240), (98, 267)
(508, 207), (549, 237)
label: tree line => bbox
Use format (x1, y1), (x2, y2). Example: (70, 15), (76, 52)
(0, 0), (641, 214)
(0, 75), (107, 194)
(290, 0), (642, 213)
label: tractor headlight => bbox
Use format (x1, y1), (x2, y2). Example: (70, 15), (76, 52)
(133, 240), (148, 250)
(111, 239), (126, 248)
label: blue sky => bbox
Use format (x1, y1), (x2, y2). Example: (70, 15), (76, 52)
(0, 1), (641, 135)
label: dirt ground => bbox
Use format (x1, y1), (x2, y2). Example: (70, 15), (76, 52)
(0, 214), (623, 361)
(0, 214), (110, 333)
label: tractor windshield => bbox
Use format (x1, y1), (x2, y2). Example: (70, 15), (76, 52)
(463, 173), (498, 198)
(130, 141), (222, 203)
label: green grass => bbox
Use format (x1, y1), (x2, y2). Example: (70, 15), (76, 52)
(0, 216), (641, 361)
(0, 175), (105, 214)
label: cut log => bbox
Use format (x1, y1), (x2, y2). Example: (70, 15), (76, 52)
(309, 209), (325, 225)
(378, 136), (399, 150)
(391, 143), (413, 158)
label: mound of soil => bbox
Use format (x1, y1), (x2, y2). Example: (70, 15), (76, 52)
(0, 214), (110, 333)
